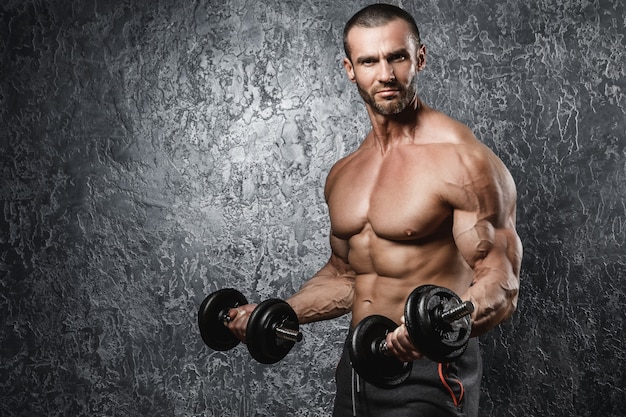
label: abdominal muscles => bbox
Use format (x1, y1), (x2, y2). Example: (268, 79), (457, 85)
(347, 224), (473, 326)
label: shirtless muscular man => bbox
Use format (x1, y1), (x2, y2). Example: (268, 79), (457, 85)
(226, 4), (522, 417)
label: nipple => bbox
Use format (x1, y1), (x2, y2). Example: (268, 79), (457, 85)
(404, 229), (417, 237)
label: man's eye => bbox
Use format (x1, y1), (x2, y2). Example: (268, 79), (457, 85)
(390, 55), (406, 62)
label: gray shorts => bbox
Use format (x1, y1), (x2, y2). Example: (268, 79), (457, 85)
(332, 336), (482, 417)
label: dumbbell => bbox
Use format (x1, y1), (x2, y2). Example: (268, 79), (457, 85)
(348, 285), (474, 387)
(198, 288), (302, 364)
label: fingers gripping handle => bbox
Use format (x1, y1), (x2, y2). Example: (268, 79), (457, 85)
(222, 308), (303, 343)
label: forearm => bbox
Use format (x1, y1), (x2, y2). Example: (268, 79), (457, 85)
(456, 219), (522, 337)
(463, 266), (519, 337)
(287, 264), (355, 324)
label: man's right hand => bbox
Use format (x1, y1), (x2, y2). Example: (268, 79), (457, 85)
(225, 304), (257, 343)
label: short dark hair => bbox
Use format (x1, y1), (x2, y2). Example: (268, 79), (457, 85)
(343, 4), (421, 60)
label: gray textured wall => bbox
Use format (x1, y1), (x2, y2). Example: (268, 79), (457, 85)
(1, 0), (624, 416)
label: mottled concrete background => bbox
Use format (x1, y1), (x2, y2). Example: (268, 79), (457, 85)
(1, 0), (624, 416)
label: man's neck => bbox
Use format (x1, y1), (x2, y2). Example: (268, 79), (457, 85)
(367, 97), (425, 153)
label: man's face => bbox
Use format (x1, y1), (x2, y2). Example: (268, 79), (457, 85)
(343, 19), (426, 115)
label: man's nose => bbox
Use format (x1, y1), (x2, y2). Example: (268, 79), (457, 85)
(378, 60), (395, 83)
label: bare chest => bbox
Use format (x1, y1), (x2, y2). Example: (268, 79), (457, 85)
(327, 153), (451, 241)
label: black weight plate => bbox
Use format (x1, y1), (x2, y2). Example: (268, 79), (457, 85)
(419, 286), (470, 360)
(419, 287), (467, 358)
(247, 299), (299, 364)
(419, 287), (470, 350)
(405, 285), (471, 363)
(198, 288), (248, 351)
(348, 315), (412, 388)
(404, 285), (436, 354)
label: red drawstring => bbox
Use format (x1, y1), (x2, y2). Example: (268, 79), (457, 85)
(438, 363), (465, 407)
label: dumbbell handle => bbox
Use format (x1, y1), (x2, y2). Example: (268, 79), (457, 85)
(275, 325), (303, 343)
(221, 311), (303, 343)
(377, 300), (474, 355)
(440, 300), (475, 323)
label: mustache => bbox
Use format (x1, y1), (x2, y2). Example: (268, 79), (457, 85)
(374, 82), (403, 92)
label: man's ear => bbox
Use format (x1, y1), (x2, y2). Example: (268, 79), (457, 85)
(343, 57), (356, 82)
(416, 44), (426, 71)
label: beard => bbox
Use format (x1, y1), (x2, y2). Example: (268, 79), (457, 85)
(357, 78), (418, 115)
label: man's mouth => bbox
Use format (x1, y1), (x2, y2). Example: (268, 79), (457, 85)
(376, 89), (399, 98)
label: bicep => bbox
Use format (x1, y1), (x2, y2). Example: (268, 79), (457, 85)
(449, 150), (520, 271)
(453, 211), (497, 268)
(453, 204), (521, 276)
